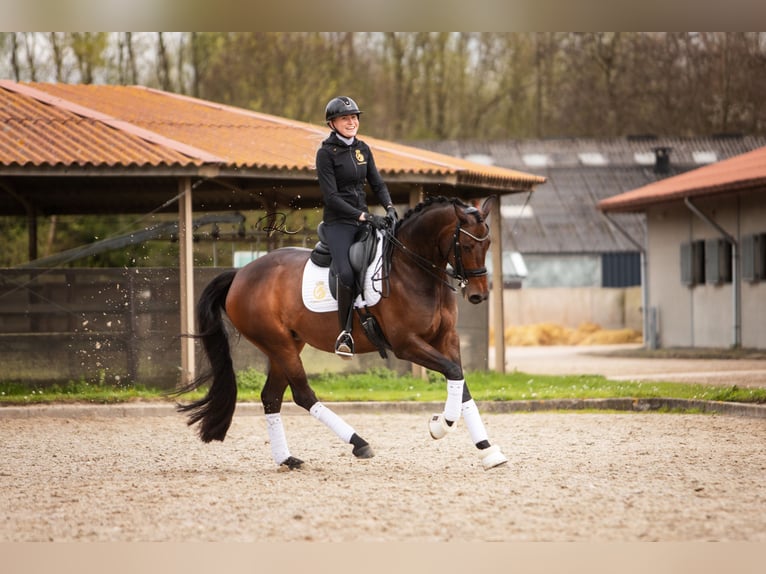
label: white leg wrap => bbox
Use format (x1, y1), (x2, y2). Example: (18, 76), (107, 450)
(310, 402), (354, 443)
(264, 413), (291, 465)
(461, 399), (489, 445)
(443, 378), (464, 422)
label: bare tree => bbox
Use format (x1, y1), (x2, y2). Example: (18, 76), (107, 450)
(156, 32), (172, 91)
(49, 33), (65, 82)
(22, 33), (38, 82)
(9, 33), (21, 80)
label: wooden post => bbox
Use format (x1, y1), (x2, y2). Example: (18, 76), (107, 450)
(489, 196), (505, 373)
(409, 186), (428, 380)
(178, 178), (196, 386)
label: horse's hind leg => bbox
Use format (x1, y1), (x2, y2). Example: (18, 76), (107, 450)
(267, 351), (374, 463)
(261, 371), (304, 470)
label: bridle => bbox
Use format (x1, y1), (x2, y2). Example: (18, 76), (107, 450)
(384, 206), (490, 292)
(450, 215), (490, 289)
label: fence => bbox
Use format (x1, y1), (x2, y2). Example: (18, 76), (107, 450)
(0, 267), (489, 388)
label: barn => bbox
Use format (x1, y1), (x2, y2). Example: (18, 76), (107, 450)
(410, 135), (766, 343)
(598, 145), (766, 350)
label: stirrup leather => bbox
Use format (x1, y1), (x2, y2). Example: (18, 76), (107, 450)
(335, 330), (354, 358)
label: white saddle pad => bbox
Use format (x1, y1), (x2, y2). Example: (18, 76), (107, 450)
(301, 231), (385, 313)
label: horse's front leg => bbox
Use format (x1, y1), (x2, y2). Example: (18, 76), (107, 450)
(395, 335), (508, 470)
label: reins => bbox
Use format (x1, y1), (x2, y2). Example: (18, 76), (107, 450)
(382, 206), (490, 293)
(384, 229), (458, 292)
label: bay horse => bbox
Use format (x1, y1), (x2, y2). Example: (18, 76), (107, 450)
(177, 195), (508, 471)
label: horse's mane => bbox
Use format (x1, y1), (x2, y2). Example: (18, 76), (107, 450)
(396, 195), (476, 233)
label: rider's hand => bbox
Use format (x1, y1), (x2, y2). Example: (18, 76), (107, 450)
(385, 205), (399, 226)
(365, 213), (388, 230)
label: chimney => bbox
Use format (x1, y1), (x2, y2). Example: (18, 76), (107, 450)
(652, 146), (671, 175)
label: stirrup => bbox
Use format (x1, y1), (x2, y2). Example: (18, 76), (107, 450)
(335, 331), (354, 359)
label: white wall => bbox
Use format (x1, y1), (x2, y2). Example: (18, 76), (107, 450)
(646, 189), (766, 349)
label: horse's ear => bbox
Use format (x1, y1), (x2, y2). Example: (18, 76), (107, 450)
(480, 195), (498, 222)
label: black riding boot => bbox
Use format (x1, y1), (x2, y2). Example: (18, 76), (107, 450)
(335, 280), (355, 359)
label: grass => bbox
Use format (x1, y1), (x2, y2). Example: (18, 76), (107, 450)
(1, 366), (764, 406)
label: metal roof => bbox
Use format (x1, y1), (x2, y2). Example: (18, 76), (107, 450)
(0, 81), (544, 216)
(409, 136), (766, 254)
(598, 145), (766, 213)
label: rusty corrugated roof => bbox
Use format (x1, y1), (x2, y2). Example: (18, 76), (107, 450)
(598, 145), (766, 213)
(0, 81), (544, 191)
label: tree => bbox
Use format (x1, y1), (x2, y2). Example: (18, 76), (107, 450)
(69, 33), (108, 84)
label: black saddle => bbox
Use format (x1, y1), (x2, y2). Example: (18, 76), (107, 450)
(310, 222), (390, 358)
(310, 222), (380, 297)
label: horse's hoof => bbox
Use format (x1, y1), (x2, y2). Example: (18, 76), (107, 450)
(278, 456), (305, 471)
(479, 445), (508, 470)
(352, 444), (375, 459)
(428, 413), (456, 440)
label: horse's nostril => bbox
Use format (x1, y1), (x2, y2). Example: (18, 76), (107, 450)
(469, 294), (485, 304)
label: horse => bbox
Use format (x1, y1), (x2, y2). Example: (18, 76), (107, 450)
(177, 195), (509, 471)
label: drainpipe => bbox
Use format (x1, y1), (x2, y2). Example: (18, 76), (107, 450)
(684, 197), (740, 348)
(603, 213), (650, 348)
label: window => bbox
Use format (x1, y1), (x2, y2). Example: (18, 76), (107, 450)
(704, 238), (732, 285)
(742, 233), (766, 282)
(680, 241), (705, 287)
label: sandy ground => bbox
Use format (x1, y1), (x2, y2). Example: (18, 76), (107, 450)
(2, 407), (765, 542)
(2, 345), (765, 543)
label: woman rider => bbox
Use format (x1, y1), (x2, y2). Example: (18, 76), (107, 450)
(316, 96), (397, 358)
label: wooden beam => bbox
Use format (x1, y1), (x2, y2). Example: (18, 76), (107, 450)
(409, 186), (428, 380)
(178, 178), (196, 386)
(489, 196), (505, 373)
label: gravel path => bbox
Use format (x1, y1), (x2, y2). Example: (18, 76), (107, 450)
(504, 344), (766, 387)
(2, 408), (765, 542)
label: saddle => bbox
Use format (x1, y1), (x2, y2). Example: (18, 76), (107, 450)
(309, 222), (390, 358)
(310, 222), (380, 299)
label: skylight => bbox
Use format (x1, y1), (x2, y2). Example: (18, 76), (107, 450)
(501, 204), (534, 219)
(463, 153), (494, 166)
(522, 153), (550, 167)
(578, 152), (608, 166)
(634, 152), (655, 165)
(693, 151), (717, 164)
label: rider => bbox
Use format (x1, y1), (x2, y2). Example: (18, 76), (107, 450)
(316, 96), (398, 358)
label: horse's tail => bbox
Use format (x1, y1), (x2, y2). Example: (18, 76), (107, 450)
(176, 269), (238, 443)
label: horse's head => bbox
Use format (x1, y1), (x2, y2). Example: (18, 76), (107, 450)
(393, 195), (497, 303)
(451, 196), (496, 304)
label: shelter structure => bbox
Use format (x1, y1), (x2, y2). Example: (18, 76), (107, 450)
(0, 81), (544, 382)
(598, 146), (766, 349)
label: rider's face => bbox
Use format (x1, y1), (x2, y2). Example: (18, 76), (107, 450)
(331, 114), (359, 139)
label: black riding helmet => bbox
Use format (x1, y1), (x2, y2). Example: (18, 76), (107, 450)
(325, 96), (362, 126)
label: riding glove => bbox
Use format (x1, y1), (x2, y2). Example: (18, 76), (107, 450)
(365, 213), (389, 230)
(386, 205), (399, 225)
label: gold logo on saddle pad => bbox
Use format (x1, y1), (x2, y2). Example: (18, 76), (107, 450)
(313, 281), (328, 300)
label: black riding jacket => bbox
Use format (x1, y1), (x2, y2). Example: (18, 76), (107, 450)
(316, 132), (392, 225)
